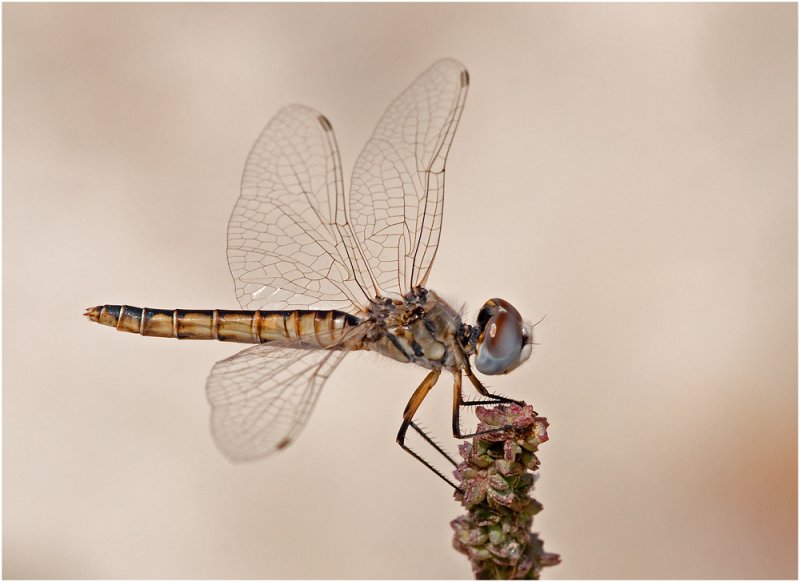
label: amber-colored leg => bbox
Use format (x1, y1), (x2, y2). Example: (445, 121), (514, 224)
(396, 369), (461, 489)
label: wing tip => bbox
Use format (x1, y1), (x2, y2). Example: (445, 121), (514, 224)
(431, 57), (469, 86)
(317, 114), (333, 132)
(214, 438), (292, 463)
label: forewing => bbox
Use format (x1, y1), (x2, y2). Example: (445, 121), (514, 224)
(229, 105), (372, 313)
(349, 59), (469, 295)
(206, 341), (351, 462)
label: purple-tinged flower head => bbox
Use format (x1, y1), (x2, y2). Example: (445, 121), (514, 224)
(451, 403), (560, 579)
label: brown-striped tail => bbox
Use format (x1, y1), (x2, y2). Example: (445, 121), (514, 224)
(84, 305), (361, 346)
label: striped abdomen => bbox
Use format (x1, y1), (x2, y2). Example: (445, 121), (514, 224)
(85, 305), (361, 347)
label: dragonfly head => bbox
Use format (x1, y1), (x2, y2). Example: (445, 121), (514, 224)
(473, 298), (533, 375)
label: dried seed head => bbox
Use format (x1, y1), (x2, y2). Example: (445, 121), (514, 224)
(451, 403), (560, 579)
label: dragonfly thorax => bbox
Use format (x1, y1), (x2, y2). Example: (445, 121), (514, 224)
(364, 287), (464, 371)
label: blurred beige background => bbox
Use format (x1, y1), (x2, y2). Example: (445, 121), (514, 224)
(4, 3), (796, 579)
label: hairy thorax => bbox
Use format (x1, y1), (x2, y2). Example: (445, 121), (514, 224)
(364, 287), (468, 371)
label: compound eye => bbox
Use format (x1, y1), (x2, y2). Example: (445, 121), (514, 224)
(475, 309), (524, 375)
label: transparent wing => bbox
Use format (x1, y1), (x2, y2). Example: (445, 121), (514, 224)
(206, 337), (356, 462)
(349, 58), (469, 296)
(228, 105), (373, 314)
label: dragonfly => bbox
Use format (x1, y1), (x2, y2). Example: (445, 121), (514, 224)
(85, 59), (534, 488)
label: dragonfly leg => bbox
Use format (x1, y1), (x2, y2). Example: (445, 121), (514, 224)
(409, 421), (458, 467)
(453, 367), (518, 439)
(464, 365), (523, 405)
(396, 369), (460, 490)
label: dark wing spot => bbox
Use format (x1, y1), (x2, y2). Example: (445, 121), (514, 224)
(318, 115), (333, 132)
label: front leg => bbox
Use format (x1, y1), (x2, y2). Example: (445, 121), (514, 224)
(452, 369), (516, 439)
(464, 364), (522, 405)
